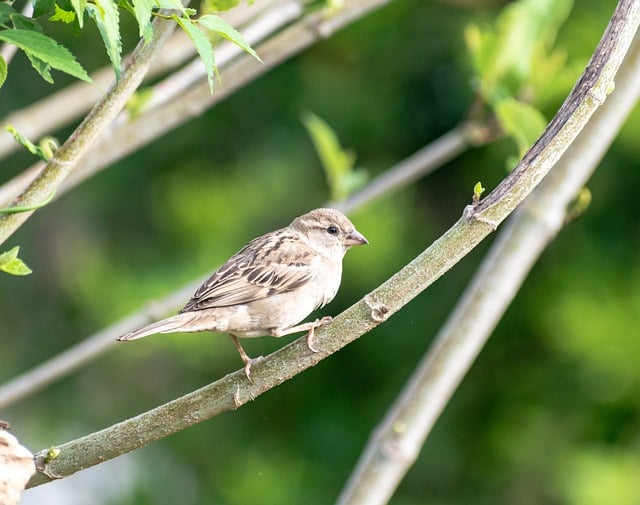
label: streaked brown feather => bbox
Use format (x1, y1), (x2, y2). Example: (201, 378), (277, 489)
(180, 229), (315, 312)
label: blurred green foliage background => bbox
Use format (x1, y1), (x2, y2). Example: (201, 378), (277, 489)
(2, 0), (640, 503)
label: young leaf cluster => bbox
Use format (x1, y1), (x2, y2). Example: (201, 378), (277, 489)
(465, 0), (576, 157)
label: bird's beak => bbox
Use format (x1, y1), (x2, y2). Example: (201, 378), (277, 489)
(344, 230), (369, 246)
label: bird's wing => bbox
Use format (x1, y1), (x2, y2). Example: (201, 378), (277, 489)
(180, 231), (315, 312)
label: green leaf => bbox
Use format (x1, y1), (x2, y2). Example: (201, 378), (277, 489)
(5, 125), (49, 160)
(465, 0), (573, 105)
(131, 0), (154, 41)
(302, 112), (366, 201)
(0, 56), (7, 89)
(174, 15), (217, 94)
(49, 4), (77, 24)
(25, 51), (54, 83)
(0, 29), (90, 82)
(86, 0), (121, 78)
(0, 2), (16, 24)
(156, 0), (190, 14)
(203, 0), (240, 12)
(198, 14), (261, 62)
(495, 98), (547, 158)
(10, 12), (44, 32)
(0, 247), (32, 276)
(33, 0), (55, 17)
(70, 0), (87, 28)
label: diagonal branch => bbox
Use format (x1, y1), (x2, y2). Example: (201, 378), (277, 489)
(26, 0), (640, 484)
(0, 12), (179, 247)
(335, 25), (640, 505)
(0, 0), (391, 209)
(0, 0), (276, 160)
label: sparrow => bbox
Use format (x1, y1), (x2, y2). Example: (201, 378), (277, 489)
(117, 208), (368, 377)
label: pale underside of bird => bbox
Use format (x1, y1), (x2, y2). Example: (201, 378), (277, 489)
(117, 208), (368, 377)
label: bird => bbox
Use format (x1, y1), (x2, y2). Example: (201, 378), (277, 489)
(117, 208), (368, 377)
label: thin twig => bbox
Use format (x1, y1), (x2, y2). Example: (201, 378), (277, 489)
(26, 0), (640, 484)
(0, 281), (201, 409)
(335, 12), (640, 505)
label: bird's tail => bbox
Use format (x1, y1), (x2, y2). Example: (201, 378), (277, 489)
(117, 313), (194, 341)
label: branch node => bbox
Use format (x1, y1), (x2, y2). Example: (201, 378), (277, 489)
(463, 204), (499, 230)
(34, 447), (62, 480)
(364, 295), (390, 323)
(232, 385), (241, 409)
(587, 86), (608, 106)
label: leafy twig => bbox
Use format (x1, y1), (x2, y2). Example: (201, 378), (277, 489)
(0, 12), (179, 247)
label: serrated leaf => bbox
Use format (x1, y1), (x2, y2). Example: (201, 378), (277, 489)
(495, 98), (547, 158)
(49, 4), (77, 23)
(86, 0), (121, 78)
(10, 12), (44, 32)
(198, 14), (261, 62)
(0, 3), (16, 24)
(174, 15), (217, 94)
(25, 51), (54, 83)
(70, 0), (87, 27)
(0, 29), (90, 82)
(132, 0), (153, 41)
(0, 247), (32, 276)
(0, 56), (7, 89)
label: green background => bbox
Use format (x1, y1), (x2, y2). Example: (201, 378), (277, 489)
(2, 0), (640, 503)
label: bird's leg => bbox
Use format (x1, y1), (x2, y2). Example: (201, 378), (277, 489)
(229, 334), (255, 380)
(270, 316), (333, 353)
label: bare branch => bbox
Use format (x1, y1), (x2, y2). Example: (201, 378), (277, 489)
(335, 14), (640, 505)
(0, 281), (201, 409)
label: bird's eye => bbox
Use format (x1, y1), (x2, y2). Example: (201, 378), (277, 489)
(326, 225), (339, 235)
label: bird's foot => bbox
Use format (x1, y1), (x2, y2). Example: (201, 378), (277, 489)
(306, 316), (333, 352)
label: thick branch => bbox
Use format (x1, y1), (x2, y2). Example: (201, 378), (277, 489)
(335, 15), (640, 505)
(17, 0), (640, 489)
(26, 3), (640, 479)
(470, 0), (640, 226)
